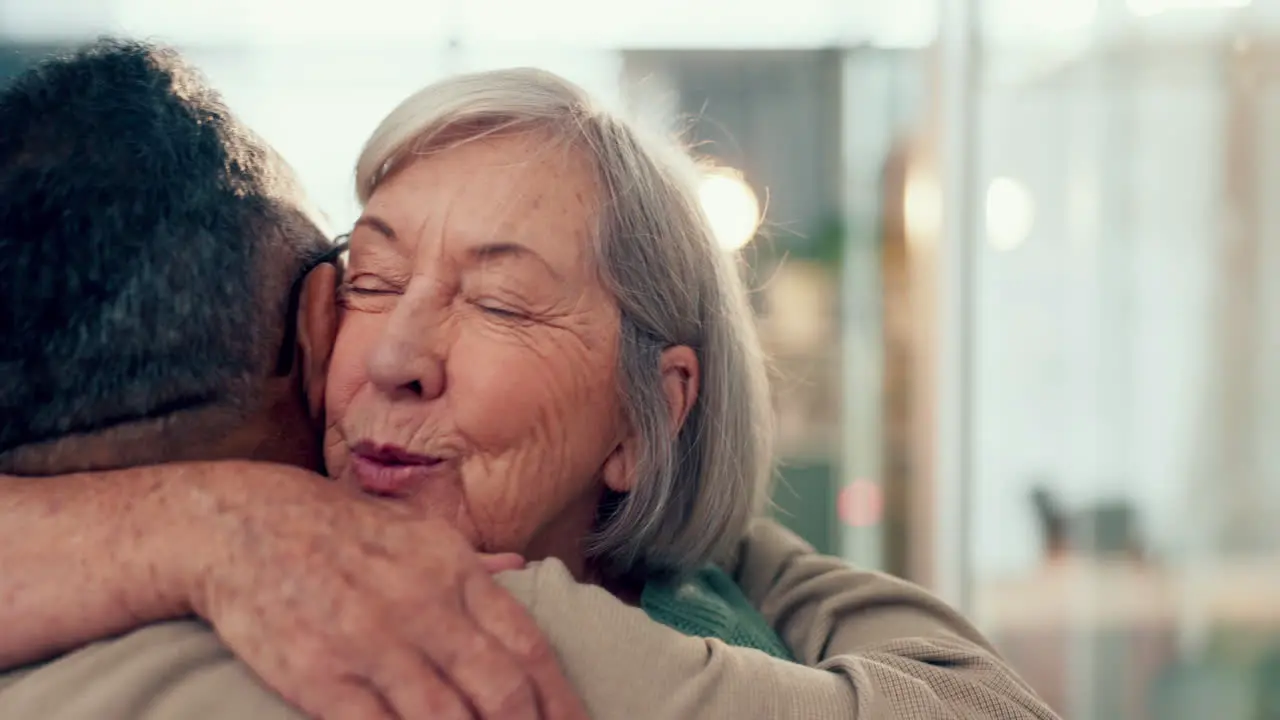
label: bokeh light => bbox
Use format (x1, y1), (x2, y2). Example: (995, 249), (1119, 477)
(698, 167), (761, 252)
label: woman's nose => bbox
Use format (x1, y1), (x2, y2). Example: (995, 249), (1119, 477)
(365, 297), (445, 401)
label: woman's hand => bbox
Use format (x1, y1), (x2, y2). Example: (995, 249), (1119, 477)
(166, 461), (585, 720)
(0, 462), (586, 720)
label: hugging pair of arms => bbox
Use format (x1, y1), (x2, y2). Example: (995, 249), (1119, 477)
(1, 472), (1050, 720)
(0, 39), (1058, 719)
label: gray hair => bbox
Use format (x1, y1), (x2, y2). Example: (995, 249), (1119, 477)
(355, 68), (773, 579)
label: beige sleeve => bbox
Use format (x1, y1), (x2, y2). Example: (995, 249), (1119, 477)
(730, 519), (1058, 718)
(496, 562), (860, 719)
(0, 621), (306, 720)
(495, 520), (1057, 720)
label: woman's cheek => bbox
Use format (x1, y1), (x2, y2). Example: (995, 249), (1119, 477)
(448, 350), (553, 448)
(325, 321), (375, 410)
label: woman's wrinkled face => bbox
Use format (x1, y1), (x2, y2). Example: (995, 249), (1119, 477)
(324, 133), (629, 571)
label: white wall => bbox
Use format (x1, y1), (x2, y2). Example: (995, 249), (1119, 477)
(184, 45), (623, 233)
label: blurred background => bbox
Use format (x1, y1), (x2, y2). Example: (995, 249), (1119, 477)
(3, 0), (1278, 716)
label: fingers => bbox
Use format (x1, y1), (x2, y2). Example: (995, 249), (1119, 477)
(461, 571), (590, 720)
(513, 641), (589, 720)
(460, 570), (548, 661)
(421, 615), (542, 720)
(371, 647), (477, 720)
(211, 504), (570, 720)
(314, 675), (399, 720)
(479, 553), (527, 574)
(520, 655), (590, 720)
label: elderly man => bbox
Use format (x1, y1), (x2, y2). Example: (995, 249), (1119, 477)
(0, 40), (1057, 720)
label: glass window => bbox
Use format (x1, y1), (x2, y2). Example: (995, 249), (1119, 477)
(932, 2), (1280, 716)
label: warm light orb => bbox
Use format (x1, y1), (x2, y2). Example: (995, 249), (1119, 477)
(699, 168), (761, 252)
(903, 166), (942, 247)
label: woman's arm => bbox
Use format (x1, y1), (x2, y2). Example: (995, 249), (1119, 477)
(0, 466), (202, 668)
(0, 463), (587, 720)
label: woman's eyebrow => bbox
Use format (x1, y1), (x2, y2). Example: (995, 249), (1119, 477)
(353, 215), (397, 241)
(464, 242), (564, 283)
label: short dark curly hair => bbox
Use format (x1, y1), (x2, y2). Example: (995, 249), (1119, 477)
(0, 38), (332, 460)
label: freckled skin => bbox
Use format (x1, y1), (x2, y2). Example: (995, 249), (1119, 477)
(324, 133), (628, 579)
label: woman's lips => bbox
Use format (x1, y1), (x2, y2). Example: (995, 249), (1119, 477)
(349, 442), (447, 498)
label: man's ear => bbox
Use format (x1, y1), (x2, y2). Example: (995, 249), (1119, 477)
(296, 263), (339, 422)
(600, 345), (699, 494)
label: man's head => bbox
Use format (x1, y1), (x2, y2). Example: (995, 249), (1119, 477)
(0, 38), (338, 474)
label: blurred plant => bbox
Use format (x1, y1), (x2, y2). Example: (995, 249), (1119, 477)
(761, 211), (880, 268)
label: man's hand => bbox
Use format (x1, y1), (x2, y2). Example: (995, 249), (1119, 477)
(168, 462), (586, 720)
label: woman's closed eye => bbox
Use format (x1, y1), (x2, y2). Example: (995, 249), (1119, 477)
(337, 273), (404, 312)
(472, 299), (532, 322)
(342, 273), (402, 295)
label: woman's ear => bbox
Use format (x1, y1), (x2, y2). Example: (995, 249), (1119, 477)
(660, 345), (699, 436)
(600, 345), (700, 495)
(296, 263), (339, 422)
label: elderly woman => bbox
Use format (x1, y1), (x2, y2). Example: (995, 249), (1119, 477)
(1, 65), (1056, 719)
(331, 68), (771, 603)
